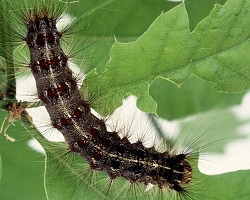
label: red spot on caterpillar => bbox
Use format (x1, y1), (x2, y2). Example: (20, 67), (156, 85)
(59, 83), (68, 93)
(60, 117), (69, 126)
(39, 59), (48, 69)
(47, 88), (56, 97)
(47, 33), (55, 43)
(53, 57), (59, 65)
(89, 128), (98, 137)
(37, 34), (45, 45)
(73, 108), (82, 118)
(92, 152), (101, 161)
(77, 139), (86, 148)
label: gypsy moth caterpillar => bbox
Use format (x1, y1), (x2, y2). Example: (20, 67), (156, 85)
(1, 0), (250, 200)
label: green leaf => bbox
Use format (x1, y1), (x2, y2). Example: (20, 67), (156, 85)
(191, 0), (250, 92)
(185, 0), (228, 31)
(150, 76), (243, 120)
(85, 2), (192, 114)
(85, 0), (250, 115)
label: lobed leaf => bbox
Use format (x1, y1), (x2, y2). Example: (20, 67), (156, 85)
(85, 0), (250, 115)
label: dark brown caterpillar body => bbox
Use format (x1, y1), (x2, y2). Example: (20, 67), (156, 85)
(25, 8), (192, 192)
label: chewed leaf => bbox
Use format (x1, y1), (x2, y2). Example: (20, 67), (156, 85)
(85, 2), (192, 114)
(85, 0), (250, 115)
(191, 0), (250, 92)
(149, 76), (243, 120)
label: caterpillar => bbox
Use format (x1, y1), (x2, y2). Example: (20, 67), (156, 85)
(1, 0), (250, 199)
(24, 0), (195, 197)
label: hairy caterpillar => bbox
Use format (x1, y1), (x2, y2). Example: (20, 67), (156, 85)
(24, 0), (196, 197)
(1, 0), (250, 199)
